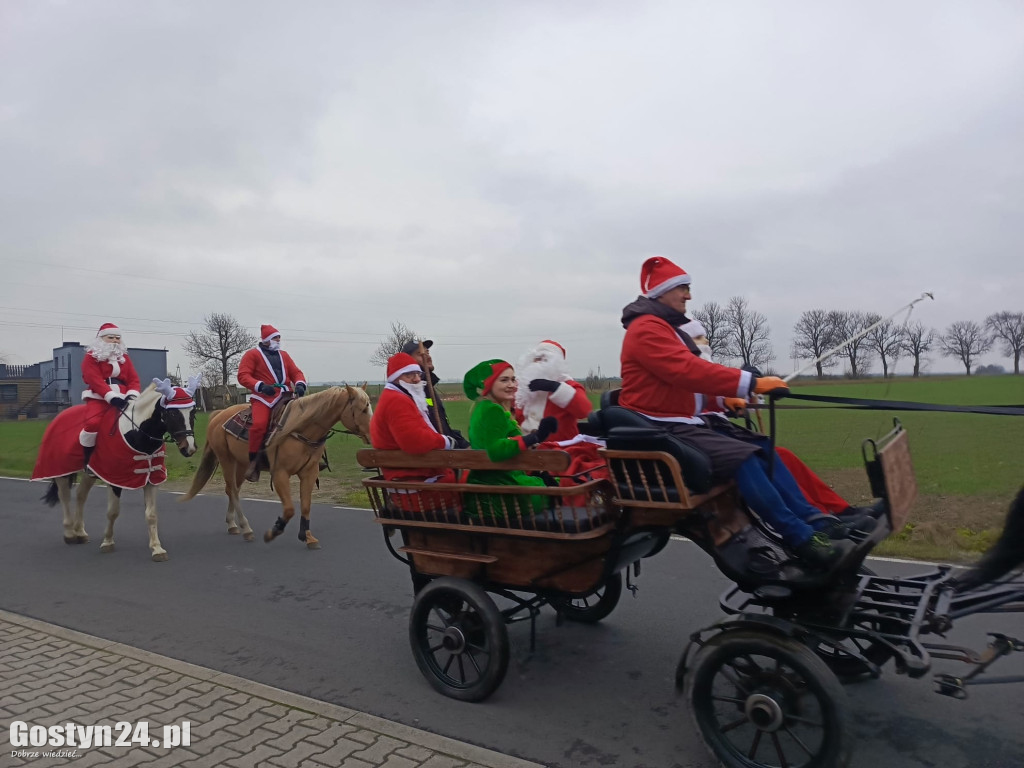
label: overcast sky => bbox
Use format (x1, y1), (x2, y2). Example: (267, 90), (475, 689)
(2, 0), (1023, 384)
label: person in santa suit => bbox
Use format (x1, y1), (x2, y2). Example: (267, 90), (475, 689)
(370, 352), (465, 512)
(236, 324), (308, 482)
(400, 338), (466, 446)
(79, 322), (141, 464)
(620, 256), (855, 570)
(513, 340), (592, 442)
(679, 319), (882, 524)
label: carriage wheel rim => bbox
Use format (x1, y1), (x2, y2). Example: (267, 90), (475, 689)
(744, 693), (785, 732)
(441, 626), (467, 653)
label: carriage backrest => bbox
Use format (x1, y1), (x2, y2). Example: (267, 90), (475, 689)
(864, 422), (917, 531)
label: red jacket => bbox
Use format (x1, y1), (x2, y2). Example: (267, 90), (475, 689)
(514, 379), (592, 442)
(620, 314), (753, 421)
(81, 353), (141, 403)
(237, 347), (306, 407)
(370, 384), (457, 483)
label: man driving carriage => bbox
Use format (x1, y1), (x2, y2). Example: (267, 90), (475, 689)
(237, 324), (308, 482)
(79, 322), (141, 466)
(619, 257), (858, 569)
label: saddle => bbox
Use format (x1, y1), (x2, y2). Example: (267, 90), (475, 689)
(223, 396), (329, 472)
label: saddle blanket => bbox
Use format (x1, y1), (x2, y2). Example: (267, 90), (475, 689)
(32, 405), (167, 488)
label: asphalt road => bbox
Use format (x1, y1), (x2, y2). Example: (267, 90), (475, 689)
(2, 476), (1022, 768)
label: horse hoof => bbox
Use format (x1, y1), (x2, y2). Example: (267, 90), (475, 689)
(76, 535), (90, 544)
(152, 552), (169, 562)
(100, 543), (115, 553)
(228, 526), (240, 535)
(243, 532), (255, 542)
(263, 530), (276, 543)
(306, 540), (321, 550)
(64, 536), (77, 545)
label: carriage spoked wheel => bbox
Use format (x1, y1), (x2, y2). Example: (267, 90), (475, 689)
(552, 572), (623, 624)
(409, 577), (510, 702)
(686, 630), (851, 768)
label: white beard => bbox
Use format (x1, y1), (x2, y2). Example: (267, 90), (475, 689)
(696, 343), (713, 361)
(267, 340), (281, 352)
(87, 339), (127, 364)
(397, 380), (437, 432)
(514, 349), (570, 431)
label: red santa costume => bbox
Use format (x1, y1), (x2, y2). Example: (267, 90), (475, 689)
(80, 322), (141, 448)
(236, 324), (308, 456)
(369, 352), (459, 513)
(513, 340), (606, 505)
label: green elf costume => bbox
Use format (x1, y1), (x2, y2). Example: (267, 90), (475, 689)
(463, 359), (558, 520)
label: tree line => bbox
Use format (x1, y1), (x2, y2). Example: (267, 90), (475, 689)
(693, 300), (1023, 378)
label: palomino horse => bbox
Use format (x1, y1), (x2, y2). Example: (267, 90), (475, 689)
(181, 385), (372, 548)
(33, 379), (199, 562)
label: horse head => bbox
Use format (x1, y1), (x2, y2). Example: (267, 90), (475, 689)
(341, 384), (373, 443)
(151, 377), (199, 457)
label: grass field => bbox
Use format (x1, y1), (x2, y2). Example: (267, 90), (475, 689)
(3, 374), (1021, 562)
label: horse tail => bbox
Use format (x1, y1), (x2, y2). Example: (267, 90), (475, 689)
(180, 442), (219, 501)
(953, 485), (1024, 592)
(40, 474), (76, 507)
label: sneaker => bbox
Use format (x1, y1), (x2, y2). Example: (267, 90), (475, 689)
(814, 517), (852, 540)
(839, 500), (888, 521)
(793, 532), (855, 570)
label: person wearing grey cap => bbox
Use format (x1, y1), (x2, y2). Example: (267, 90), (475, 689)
(401, 338), (469, 448)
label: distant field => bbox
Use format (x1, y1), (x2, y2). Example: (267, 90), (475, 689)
(3, 375), (1021, 562)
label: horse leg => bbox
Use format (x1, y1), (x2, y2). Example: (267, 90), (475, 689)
(298, 467), (320, 550)
(100, 485), (122, 554)
(143, 483), (168, 562)
(263, 468), (295, 544)
(227, 452), (255, 542)
(71, 475), (95, 543)
(56, 476), (86, 544)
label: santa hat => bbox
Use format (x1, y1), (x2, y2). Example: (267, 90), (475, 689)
(537, 340), (566, 358)
(386, 352), (422, 383)
(163, 387), (196, 410)
(260, 324), (281, 343)
(640, 257), (690, 299)
(463, 359), (512, 400)
(97, 322), (121, 337)
(680, 319), (706, 339)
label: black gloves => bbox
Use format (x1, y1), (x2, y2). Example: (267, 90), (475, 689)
(258, 383), (277, 396)
(452, 434), (471, 449)
(295, 383), (307, 396)
(528, 378), (560, 392)
(110, 397), (127, 410)
(521, 416), (559, 448)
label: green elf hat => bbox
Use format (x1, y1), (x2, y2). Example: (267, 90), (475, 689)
(463, 359), (512, 400)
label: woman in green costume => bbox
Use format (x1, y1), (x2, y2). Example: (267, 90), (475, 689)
(463, 359), (558, 520)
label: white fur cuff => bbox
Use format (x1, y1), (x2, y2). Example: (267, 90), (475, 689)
(549, 382), (575, 408)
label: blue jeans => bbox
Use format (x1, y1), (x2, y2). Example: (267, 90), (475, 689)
(734, 455), (823, 546)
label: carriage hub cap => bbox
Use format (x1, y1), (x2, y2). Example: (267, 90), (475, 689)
(745, 693), (785, 732)
(441, 627), (466, 653)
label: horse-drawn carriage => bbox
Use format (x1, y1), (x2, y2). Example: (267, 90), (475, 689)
(357, 394), (1024, 768)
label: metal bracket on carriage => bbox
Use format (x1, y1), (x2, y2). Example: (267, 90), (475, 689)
(933, 633), (1024, 698)
(626, 562), (639, 597)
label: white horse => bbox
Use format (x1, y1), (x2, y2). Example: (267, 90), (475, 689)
(34, 378), (199, 561)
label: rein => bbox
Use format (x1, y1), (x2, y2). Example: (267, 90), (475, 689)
(753, 393), (1024, 417)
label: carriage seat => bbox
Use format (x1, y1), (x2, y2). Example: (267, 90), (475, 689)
(605, 426), (714, 497)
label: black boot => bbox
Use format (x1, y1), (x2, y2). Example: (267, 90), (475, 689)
(245, 452), (261, 483)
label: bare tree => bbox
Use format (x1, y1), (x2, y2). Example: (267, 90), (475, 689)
(691, 301), (732, 360)
(940, 320), (994, 375)
(900, 321), (937, 377)
(723, 296), (774, 369)
(182, 313), (257, 391)
(370, 321), (418, 368)
(985, 311), (1024, 374)
(828, 310), (875, 378)
(791, 309), (838, 379)
(864, 314), (905, 379)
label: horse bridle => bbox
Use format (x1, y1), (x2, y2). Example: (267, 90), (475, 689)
(115, 400), (195, 445)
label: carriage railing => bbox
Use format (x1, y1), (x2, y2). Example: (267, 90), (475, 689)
(357, 448), (619, 538)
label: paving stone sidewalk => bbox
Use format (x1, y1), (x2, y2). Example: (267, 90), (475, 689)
(0, 610), (543, 768)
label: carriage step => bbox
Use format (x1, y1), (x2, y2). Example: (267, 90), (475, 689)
(398, 547), (499, 564)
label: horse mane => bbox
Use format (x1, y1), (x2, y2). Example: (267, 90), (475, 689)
(267, 386), (364, 448)
(124, 383), (162, 426)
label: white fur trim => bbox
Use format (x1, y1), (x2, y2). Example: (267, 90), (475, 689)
(79, 430), (97, 447)
(262, 331), (281, 343)
(98, 325), (121, 336)
(109, 359), (120, 377)
(387, 363), (422, 383)
(443, 436), (456, 450)
(645, 273), (691, 299)
(738, 370), (753, 398)
(126, 389), (140, 399)
(103, 390), (119, 403)
(536, 342), (564, 358)
(548, 381), (576, 408)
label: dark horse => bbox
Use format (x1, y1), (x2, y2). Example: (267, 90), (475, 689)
(954, 485), (1024, 591)
(33, 379), (199, 561)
